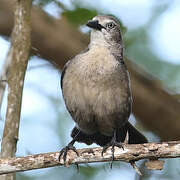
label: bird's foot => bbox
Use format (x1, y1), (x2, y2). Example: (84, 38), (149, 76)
(101, 139), (124, 168)
(59, 143), (79, 163)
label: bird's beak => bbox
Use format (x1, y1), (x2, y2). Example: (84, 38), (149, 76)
(86, 20), (104, 31)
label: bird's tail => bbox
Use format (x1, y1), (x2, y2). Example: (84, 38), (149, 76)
(119, 122), (148, 144)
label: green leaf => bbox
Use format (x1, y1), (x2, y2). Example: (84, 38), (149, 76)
(62, 8), (98, 27)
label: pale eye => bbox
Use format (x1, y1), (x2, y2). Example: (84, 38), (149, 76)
(106, 22), (116, 29)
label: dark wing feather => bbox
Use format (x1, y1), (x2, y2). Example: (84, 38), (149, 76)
(60, 60), (71, 90)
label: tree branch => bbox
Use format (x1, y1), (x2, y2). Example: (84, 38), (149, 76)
(0, 0), (32, 179)
(0, 141), (179, 175)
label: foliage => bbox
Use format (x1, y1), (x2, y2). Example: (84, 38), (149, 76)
(62, 7), (97, 27)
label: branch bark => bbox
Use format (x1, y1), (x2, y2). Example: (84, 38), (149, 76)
(0, 0), (32, 179)
(0, 141), (179, 175)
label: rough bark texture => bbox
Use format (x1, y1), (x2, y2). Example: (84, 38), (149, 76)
(0, 1), (180, 140)
(0, 141), (179, 175)
(0, 0), (32, 180)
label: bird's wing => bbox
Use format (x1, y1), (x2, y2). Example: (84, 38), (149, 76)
(61, 47), (89, 90)
(60, 60), (71, 90)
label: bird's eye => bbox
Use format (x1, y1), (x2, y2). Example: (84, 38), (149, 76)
(106, 22), (116, 29)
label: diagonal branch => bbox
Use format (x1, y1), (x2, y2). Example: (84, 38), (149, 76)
(0, 141), (180, 175)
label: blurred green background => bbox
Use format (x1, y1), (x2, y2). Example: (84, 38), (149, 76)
(0, 0), (180, 179)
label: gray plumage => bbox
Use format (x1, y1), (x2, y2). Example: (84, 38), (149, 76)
(60, 15), (147, 154)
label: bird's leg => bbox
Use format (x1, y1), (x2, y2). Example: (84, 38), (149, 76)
(101, 130), (124, 168)
(59, 130), (80, 163)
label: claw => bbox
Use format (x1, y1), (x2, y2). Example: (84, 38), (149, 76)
(110, 142), (124, 168)
(101, 141), (123, 156)
(101, 141), (124, 157)
(101, 144), (110, 157)
(59, 143), (79, 163)
(101, 131), (124, 168)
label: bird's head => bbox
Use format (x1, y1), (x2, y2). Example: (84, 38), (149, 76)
(86, 15), (123, 47)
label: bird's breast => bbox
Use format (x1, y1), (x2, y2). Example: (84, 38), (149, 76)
(62, 47), (132, 135)
(79, 47), (120, 82)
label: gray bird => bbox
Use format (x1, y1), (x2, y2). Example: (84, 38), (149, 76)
(60, 15), (147, 163)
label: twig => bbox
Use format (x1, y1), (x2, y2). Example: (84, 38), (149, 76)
(0, 48), (12, 117)
(0, 141), (179, 175)
(130, 161), (142, 176)
(0, 0), (32, 179)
